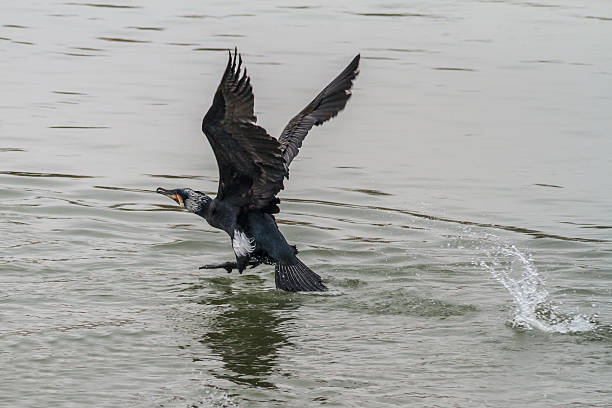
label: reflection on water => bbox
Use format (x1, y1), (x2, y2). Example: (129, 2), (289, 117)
(197, 290), (298, 388)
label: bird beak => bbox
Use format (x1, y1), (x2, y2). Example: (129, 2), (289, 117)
(156, 187), (184, 207)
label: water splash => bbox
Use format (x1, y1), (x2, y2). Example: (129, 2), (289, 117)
(475, 234), (597, 334)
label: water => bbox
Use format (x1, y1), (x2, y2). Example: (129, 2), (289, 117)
(2, 0), (612, 406)
(476, 233), (597, 333)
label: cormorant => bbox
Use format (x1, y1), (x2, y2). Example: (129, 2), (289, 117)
(157, 49), (359, 292)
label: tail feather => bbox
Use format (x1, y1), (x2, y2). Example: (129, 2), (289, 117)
(275, 258), (327, 292)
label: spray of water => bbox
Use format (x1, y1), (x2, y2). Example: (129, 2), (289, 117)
(474, 233), (596, 334)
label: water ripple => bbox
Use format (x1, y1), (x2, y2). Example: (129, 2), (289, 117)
(65, 3), (141, 9)
(0, 171), (94, 178)
(97, 37), (150, 43)
(283, 197), (608, 243)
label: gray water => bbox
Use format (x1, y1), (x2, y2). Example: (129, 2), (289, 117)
(1, 0), (611, 407)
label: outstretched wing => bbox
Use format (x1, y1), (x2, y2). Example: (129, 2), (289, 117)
(278, 54), (360, 173)
(202, 49), (286, 213)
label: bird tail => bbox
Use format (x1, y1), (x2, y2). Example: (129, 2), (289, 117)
(274, 258), (327, 292)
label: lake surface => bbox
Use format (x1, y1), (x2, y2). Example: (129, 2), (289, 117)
(1, 0), (611, 406)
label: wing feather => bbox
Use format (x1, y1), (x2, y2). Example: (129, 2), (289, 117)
(202, 49), (286, 213)
(278, 54), (360, 173)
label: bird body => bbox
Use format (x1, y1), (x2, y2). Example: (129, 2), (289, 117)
(158, 49), (359, 292)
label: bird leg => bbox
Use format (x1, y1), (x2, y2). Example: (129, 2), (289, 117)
(199, 259), (262, 273)
(199, 261), (236, 273)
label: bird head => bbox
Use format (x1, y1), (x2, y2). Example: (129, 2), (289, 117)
(156, 187), (210, 214)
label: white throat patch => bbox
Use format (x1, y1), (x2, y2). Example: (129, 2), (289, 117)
(232, 229), (255, 257)
(183, 190), (210, 213)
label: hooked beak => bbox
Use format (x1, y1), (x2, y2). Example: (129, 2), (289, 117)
(156, 187), (184, 207)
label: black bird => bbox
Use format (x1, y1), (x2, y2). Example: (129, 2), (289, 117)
(157, 49), (359, 292)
